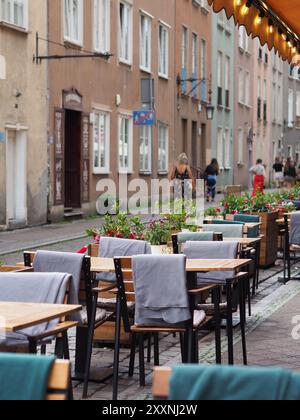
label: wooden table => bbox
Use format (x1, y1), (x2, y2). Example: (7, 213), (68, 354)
(91, 257), (251, 274)
(0, 302), (81, 333)
(223, 237), (262, 246)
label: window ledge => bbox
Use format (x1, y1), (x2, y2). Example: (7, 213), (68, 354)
(140, 67), (152, 75)
(158, 73), (169, 81)
(119, 59), (133, 68)
(93, 170), (111, 176)
(224, 167), (232, 171)
(158, 171), (168, 176)
(224, 106), (231, 112)
(201, 7), (210, 15)
(139, 172), (152, 176)
(64, 39), (83, 50)
(0, 21), (28, 34)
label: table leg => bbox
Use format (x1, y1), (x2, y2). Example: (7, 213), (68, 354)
(213, 287), (222, 365)
(226, 280), (234, 366)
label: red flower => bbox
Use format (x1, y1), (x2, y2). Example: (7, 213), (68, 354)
(130, 233), (136, 240)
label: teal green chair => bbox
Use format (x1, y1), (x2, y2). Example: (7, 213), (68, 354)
(234, 214), (260, 238)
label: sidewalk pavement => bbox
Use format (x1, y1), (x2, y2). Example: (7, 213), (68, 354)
(0, 193), (224, 257)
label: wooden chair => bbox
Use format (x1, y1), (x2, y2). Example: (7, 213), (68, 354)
(279, 214), (300, 283)
(152, 367), (171, 400)
(92, 257), (221, 401)
(47, 360), (71, 401)
(23, 251), (114, 379)
(224, 186), (242, 196)
(0, 265), (33, 273)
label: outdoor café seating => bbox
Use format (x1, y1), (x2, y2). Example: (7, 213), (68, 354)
(23, 250), (114, 378)
(83, 255), (222, 400)
(0, 272), (77, 355)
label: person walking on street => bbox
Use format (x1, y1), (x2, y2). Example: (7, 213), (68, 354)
(284, 157), (297, 188)
(171, 153), (195, 199)
(250, 159), (266, 196)
(273, 157), (284, 189)
(204, 159), (220, 203)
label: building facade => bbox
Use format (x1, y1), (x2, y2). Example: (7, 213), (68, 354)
(0, 0), (48, 230)
(175, 0), (212, 173)
(283, 61), (300, 164)
(211, 9), (235, 191)
(48, 0), (176, 221)
(252, 39), (273, 185)
(233, 25), (254, 189)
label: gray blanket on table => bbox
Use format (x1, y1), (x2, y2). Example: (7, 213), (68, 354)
(132, 255), (191, 326)
(290, 212), (300, 246)
(184, 241), (239, 284)
(98, 237), (152, 282)
(0, 272), (70, 345)
(33, 250), (84, 322)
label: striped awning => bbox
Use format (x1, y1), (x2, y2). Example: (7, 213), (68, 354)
(208, 0), (300, 63)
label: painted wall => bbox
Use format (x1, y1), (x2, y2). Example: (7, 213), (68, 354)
(0, 0), (48, 230)
(211, 10), (235, 191)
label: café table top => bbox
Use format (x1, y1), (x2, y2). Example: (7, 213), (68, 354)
(0, 302), (82, 333)
(91, 257), (251, 274)
(202, 220), (262, 229)
(223, 237), (262, 245)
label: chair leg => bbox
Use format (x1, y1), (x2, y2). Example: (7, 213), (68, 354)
(154, 333), (160, 366)
(138, 334), (145, 387)
(41, 345), (46, 355)
(82, 296), (98, 399)
(147, 334), (152, 363)
(180, 333), (186, 363)
(226, 280), (234, 366)
(112, 295), (122, 400)
(128, 333), (136, 377)
(213, 287), (222, 364)
(54, 337), (64, 358)
(239, 279), (248, 366)
(63, 332), (70, 360)
(28, 339), (37, 355)
(247, 275), (252, 317)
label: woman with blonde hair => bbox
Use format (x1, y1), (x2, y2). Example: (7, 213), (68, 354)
(171, 153), (195, 197)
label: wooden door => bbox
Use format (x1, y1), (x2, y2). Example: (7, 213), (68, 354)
(64, 110), (82, 208)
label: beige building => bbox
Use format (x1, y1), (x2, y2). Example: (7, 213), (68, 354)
(233, 25), (254, 189)
(0, 0), (48, 230)
(48, 0), (176, 221)
(175, 0), (212, 173)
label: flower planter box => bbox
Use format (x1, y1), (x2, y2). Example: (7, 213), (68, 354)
(252, 211), (279, 268)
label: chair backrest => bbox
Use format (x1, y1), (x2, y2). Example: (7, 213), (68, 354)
(24, 252), (93, 326)
(172, 232), (221, 254)
(234, 214), (260, 238)
(153, 367), (171, 399)
(47, 360), (71, 401)
(89, 243), (99, 258)
(114, 256), (192, 332)
(203, 224), (244, 238)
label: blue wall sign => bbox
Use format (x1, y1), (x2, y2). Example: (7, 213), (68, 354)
(133, 110), (156, 126)
(0, 132), (5, 143)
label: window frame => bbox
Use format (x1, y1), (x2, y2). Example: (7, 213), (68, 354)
(93, 0), (110, 54)
(158, 23), (169, 79)
(64, 0), (84, 46)
(158, 123), (169, 174)
(139, 125), (152, 174)
(0, 0), (28, 30)
(118, 113), (133, 173)
(119, 0), (133, 65)
(93, 109), (111, 175)
(140, 12), (152, 73)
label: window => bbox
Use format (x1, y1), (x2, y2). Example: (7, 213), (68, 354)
(296, 92), (300, 128)
(140, 14), (151, 72)
(217, 128), (223, 168)
(0, 0), (27, 29)
(224, 129), (230, 168)
(217, 51), (222, 106)
(257, 77), (261, 120)
(181, 26), (188, 94)
(158, 24), (169, 78)
(191, 33), (198, 98)
(225, 56), (230, 108)
(245, 71), (250, 106)
(238, 128), (244, 164)
(64, 0), (83, 45)
(272, 82), (276, 122)
(93, 111), (110, 174)
(158, 124), (168, 174)
(181, 26), (188, 70)
(263, 80), (267, 123)
(238, 68), (244, 104)
(94, 0), (110, 53)
(238, 26), (248, 51)
(119, 115), (133, 172)
(140, 126), (152, 173)
(288, 89), (294, 127)
(200, 39), (207, 101)
(119, 1), (132, 64)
